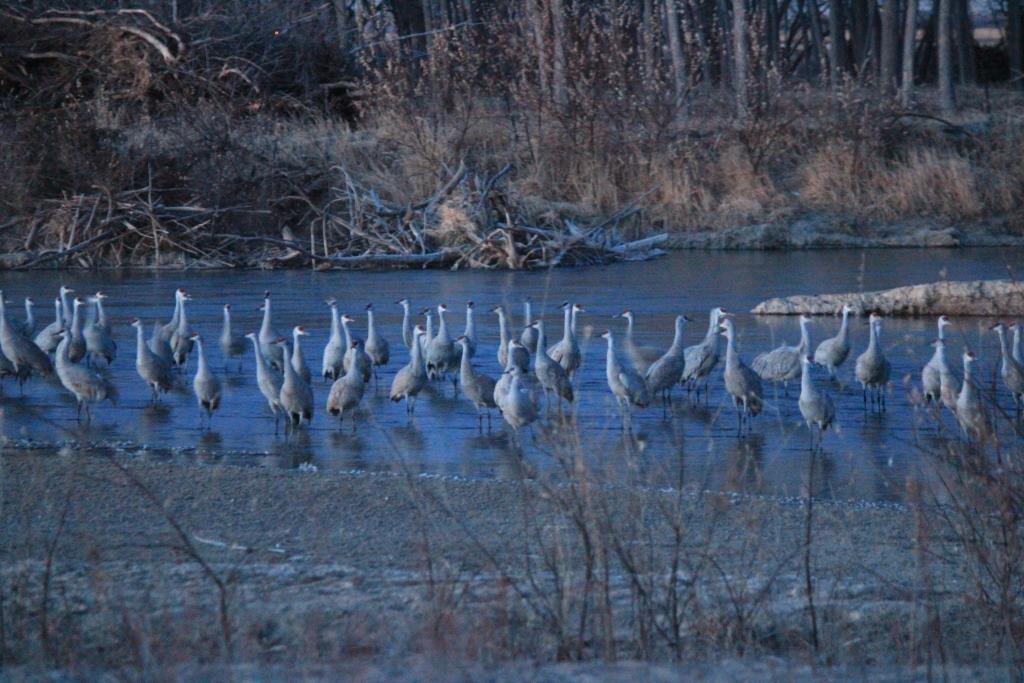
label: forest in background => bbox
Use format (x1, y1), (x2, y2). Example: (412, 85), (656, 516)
(0, 0), (1022, 268)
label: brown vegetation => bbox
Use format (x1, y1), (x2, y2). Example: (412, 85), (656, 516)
(0, 1), (1022, 269)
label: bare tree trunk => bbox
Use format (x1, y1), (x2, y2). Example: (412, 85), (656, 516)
(526, 0), (550, 103)
(1010, 0), (1023, 89)
(955, 0), (975, 85)
(550, 0), (569, 110)
(851, 0), (868, 71)
(937, 0), (955, 113)
(685, 0), (715, 84)
(665, 0), (689, 101)
(718, 0), (735, 86)
(333, 0), (350, 51)
(643, 0), (657, 80)
(805, 0), (829, 78)
(900, 0), (917, 105)
(880, 0), (898, 91)
(828, 0), (849, 80)
(733, 0), (749, 120)
(766, 0), (780, 68)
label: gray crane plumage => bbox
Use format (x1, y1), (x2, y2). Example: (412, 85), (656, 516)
(547, 303), (583, 378)
(956, 351), (990, 440)
(752, 315), (812, 392)
(532, 320), (574, 410)
(327, 340), (367, 429)
(813, 304), (854, 378)
(602, 329), (649, 427)
(855, 314), (891, 411)
(191, 334), (222, 426)
(277, 336), (313, 431)
(397, 298), (414, 350)
(84, 294), (116, 366)
(341, 314), (372, 383)
(620, 310), (661, 375)
(259, 291), (285, 372)
(365, 304), (390, 375)
(131, 318), (172, 401)
(720, 317), (763, 433)
(219, 304), (246, 368)
(798, 356), (835, 449)
(681, 307), (727, 395)
(291, 325), (312, 385)
(457, 336), (497, 428)
(993, 322), (1024, 412)
(0, 292), (54, 389)
(323, 299), (345, 381)
(494, 340), (540, 413)
(501, 366), (539, 439)
(922, 316), (952, 405)
(644, 315), (690, 401)
(55, 332), (117, 421)
(35, 293), (67, 355)
(390, 326), (428, 413)
(425, 304), (458, 384)
(519, 300), (539, 353)
(246, 332), (283, 430)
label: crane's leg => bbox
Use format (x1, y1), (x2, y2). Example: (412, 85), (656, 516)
(477, 411), (484, 432)
(881, 388), (887, 412)
(862, 388), (867, 411)
(76, 400), (82, 422)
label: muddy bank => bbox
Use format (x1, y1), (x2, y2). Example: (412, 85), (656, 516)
(2, 450), (1008, 678)
(752, 279), (1024, 316)
(670, 216), (1024, 251)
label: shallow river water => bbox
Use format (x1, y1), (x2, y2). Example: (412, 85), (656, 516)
(1, 248), (1021, 503)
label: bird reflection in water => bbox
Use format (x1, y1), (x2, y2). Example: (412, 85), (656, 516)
(725, 433), (765, 496)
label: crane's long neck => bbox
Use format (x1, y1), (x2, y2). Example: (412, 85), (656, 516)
(367, 310), (377, 339)
(705, 311), (719, 343)
(798, 319), (810, 352)
(425, 314), (433, 341)
(60, 290), (72, 323)
(25, 302), (34, 329)
(330, 306), (341, 341)
(437, 309), (448, 338)
(459, 342), (472, 375)
(196, 338), (209, 374)
(1014, 327), (1023, 363)
(605, 336), (619, 379)
(95, 299), (106, 326)
(562, 307), (571, 340)
(962, 359), (975, 392)
(341, 319), (353, 346)
(497, 311), (508, 346)
(280, 343), (295, 382)
(669, 319), (685, 352)
(260, 299), (272, 336)
(724, 327), (738, 368)
(996, 328), (1010, 368)
(293, 331), (303, 361)
(56, 335), (70, 366)
(400, 304), (410, 343)
(937, 319), (946, 342)
(801, 361), (815, 396)
(868, 321), (879, 353)
(177, 300), (189, 330)
(535, 325), (546, 359)
(625, 314), (635, 340)
(170, 294), (182, 330)
(571, 307), (579, 335)
(250, 337), (267, 373)
(465, 308), (475, 338)
(839, 309), (850, 342)
(71, 305), (82, 335)
(135, 326), (146, 361)
(524, 302), (532, 325)
(411, 334), (424, 370)
(0, 296), (8, 332)
(53, 299), (63, 328)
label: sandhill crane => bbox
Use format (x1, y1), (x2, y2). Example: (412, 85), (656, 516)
(246, 332), (283, 432)
(54, 332), (117, 422)
(0, 292), (54, 391)
(501, 365), (539, 443)
(35, 286), (73, 354)
(645, 315), (691, 405)
(66, 297), (87, 364)
(601, 329), (650, 429)
(456, 335), (497, 429)
(798, 356), (835, 450)
(520, 299), (539, 353)
(956, 350), (990, 441)
(130, 318), (172, 402)
(681, 307), (727, 401)
(323, 298), (345, 381)
(422, 307), (434, 348)
(340, 314), (372, 384)
(170, 291), (194, 368)
(93, 291), (112, 336)
(752, 315), (813, 395)
(15, 298), (35, 338)
(494, 340), (540, 411)
(259, 291), (285, 372)
(291, 325), (312, 385)
(461, 301), (477, 359)
(548, 302), (584, 379)
(34, 295), (66, 354)
(719, 317), (763, 435)
(936, 340), (960, 415)
(992, 322), (1024, 415)
(84, 294), (116, 367)
(493, 304), (512, 369)
(148, 320), (174, 367)
(855, 313), (891, 412)
(327, 340), (367, 431)
(219, 304), (245, 371)
(813, 304), (854, 379)
(619, 309), (661, 375)
(390, 325), (428, 414)
(530, 319), (574, 414)
(365, 303), (390, 380)
(922, 316), (952, 405)
(276, 336), (313, 433)
(397, 298), (414, 349)
(190, 333), (222, 428)
(157, 288), (186, 346)
(426, 304), (457, 387)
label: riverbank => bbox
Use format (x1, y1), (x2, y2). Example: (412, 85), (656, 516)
(2, 449), (1015, 678)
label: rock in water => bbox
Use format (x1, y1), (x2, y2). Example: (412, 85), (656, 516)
(752, 280), (1024, 317)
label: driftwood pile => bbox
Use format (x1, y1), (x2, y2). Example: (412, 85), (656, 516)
(3, 164), (666, 270)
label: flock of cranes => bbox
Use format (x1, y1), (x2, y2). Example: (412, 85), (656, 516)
(0, 285), (1021, 448)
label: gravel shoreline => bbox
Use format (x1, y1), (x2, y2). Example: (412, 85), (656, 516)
(0, 448), (1002, 678)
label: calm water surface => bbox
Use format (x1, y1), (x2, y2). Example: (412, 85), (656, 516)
(2, 248), (1021, 503)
